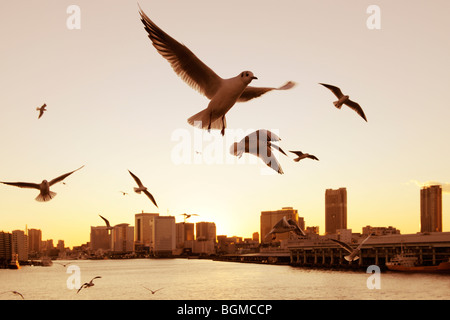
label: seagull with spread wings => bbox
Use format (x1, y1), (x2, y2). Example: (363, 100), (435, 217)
(128, 170), (158, 208)
(265, 216), (306, 240)
(139, 6), (296, 135)
(330, 234), (372, 262)
(77, 276), (102, 294)
(0, 165), (84, 202)
(289, 151), (319, 162)
(230, 129), (287, 174)
(319, 83), (367, 122)
(99, 214), (113, 231)
(142, 286), (164, 295)
(0, 291), (24, 300)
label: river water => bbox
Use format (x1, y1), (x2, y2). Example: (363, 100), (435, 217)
(0, 258), (449, 300)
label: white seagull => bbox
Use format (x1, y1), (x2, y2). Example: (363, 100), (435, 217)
(330, 234), (372, 262)
(142, 286), (164, 295)
(128, 170), (158, 208)
(99, 214), (113, 231)
(319, 83), (367, 122)
(0, 291), (24, 300)
(0, 165), (84, 202)
(265, 216), (306, 240)
(230, 129), (287, 174)
(139, 7), (296, 135)
(289, 150), (319, 162)
(36, 103), (47, 119)
(77, 276), (101, 294)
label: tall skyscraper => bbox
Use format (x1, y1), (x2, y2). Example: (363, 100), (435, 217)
(90, 226), (111, 252)
(27, 229), (42, 255)
(260, 207), (299, 243)
(134, 213), (176, 256)
(135, 213), (159, 251)
(111, 223), (134, 252)
(176, 222), (195, 248)
(325, 188), (347, 234)
(420, 185), (442, 232)
(12, 230), (28, 262)
(0, 232), (12, 265)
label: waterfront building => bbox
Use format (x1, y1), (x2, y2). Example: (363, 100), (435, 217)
(0, 232), (12, 266)
(252, 232), (259, 242)
(420, 185), (442, 232)
(111, 223), (134, 253)
(12, 230), (28, 262)
(176, 222), (195, 249)
(325, 188), (347, 234)
(134, 213), (176, 256)
(196, 222), (216, 242)
(90, 226), (111, 252)
(135, 213), (159, 251)
(260, 207), (299, 243)
(27, 228), (42, 255)
(362, 225), (400, 236)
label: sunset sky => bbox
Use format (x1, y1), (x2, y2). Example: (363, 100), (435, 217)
(1, 0), (449, 248)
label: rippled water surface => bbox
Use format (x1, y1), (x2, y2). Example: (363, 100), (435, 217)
(1, 258), (449, 300)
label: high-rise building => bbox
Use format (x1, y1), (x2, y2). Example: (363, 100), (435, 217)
(27, 228), (42, 255)
(421, 185), (442, 232)
(134, 213), (176, 256)
(325, 188), (347, 234)
(176, 222), (195, 248)
(111, 223), (134, 252)
(260, 207), (299, 243)
(12, 230), (28, 262)
(0, 232), (12, 265)
(196, 222), (216, 242)
(90, 226), (111, 252)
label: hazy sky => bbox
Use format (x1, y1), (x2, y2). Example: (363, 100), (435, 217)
(1, 1), (449, 248)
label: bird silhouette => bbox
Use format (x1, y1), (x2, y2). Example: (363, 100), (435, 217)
(289, 151), (319, 162)
(0, 165), (84, 202)
(128, 170), (158, 208)
(77, 276), (101, 294)
(265, 216), (306, 240)
(319, 83), (367, 122)
(138, 6), (296, 135)
(142, 286), (163, 295)
(329, 234), (372, 262)
(36, 103), (47, 119)
(0, 290), (24, 300)
(99, 214), (113, 231)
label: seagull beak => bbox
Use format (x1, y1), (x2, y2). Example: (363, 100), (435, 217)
(251, 76), (258, 80)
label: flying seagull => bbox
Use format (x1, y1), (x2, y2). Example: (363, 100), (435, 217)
(99, 214), (113, 231)
(120, 191), (128, 196)
(128, 170), (158, 208)
(77, 276), (101, 294)
(289, 151), (319, 162)
(142, 286), (164, 295)
(181, 213), (198, 222)
(319, 83), (367, 122)
(36, 103), (47, 119)
(138, 7), (296, 135)
(330, 234), (372, 262)
(0, 165), (84, 202)
(54, 262), (72, 267)
(265, 216), (306, 240)
(0, 291), (24, 300)
(230, 129), (287, 174)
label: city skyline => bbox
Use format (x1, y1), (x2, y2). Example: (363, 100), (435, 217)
(1, 1), (449, 248)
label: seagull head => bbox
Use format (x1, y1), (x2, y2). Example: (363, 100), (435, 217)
(239, 71), (258, 84)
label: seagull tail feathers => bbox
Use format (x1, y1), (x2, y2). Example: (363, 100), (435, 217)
(293, 158), (301, 162)
(35, 191), (56, 202)
(333, 101), (343, 109)
(344, 255), (358, 262)
(187, 109), (224, 132)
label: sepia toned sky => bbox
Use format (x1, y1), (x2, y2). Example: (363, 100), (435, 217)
(1, 0), (449, 248)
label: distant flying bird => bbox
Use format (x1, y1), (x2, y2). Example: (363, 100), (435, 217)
(120, 191), (128, 196)
(230, 129), (287, 174)
(330, 234), (372, 262)
(36, 103), (47, 119)
(0, 291), (24, 300)
(142, 286), (164, 295)
(54, 262), (72, 267)
(99, 214), (113, 231)
(77, 276), (101, 294)
(319, 83), (367, 122)
(0, 165), (84, 202)
(265, 216), (306, 240)
(138, 7), (296, 136)
(289, 151), (319, 162)
(128, 170), (158, 208)
(181, 213), (198, 222)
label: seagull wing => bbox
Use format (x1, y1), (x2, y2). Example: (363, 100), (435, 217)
(49, 165), (84, 186)
(287, 219), (306, 236)
(246, 145), (283, 174)
(139, 7), (222, 99)
(128, 170), (146, 188)
(143, 190), (158, 208)
(237, 81), (296, 102)
(0, 181), (40, 190)
(307, 154), (319, 161)
(319, 83), (344, 98)
(77, 283), (87, 294)
(344, 99), (367, 122)
(329, 238), (354, 254)
(289, 150), (304, 157)
(268, 142), (287, 156)
(355, 234), (372, 251)
(99, 215), (110, 228)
